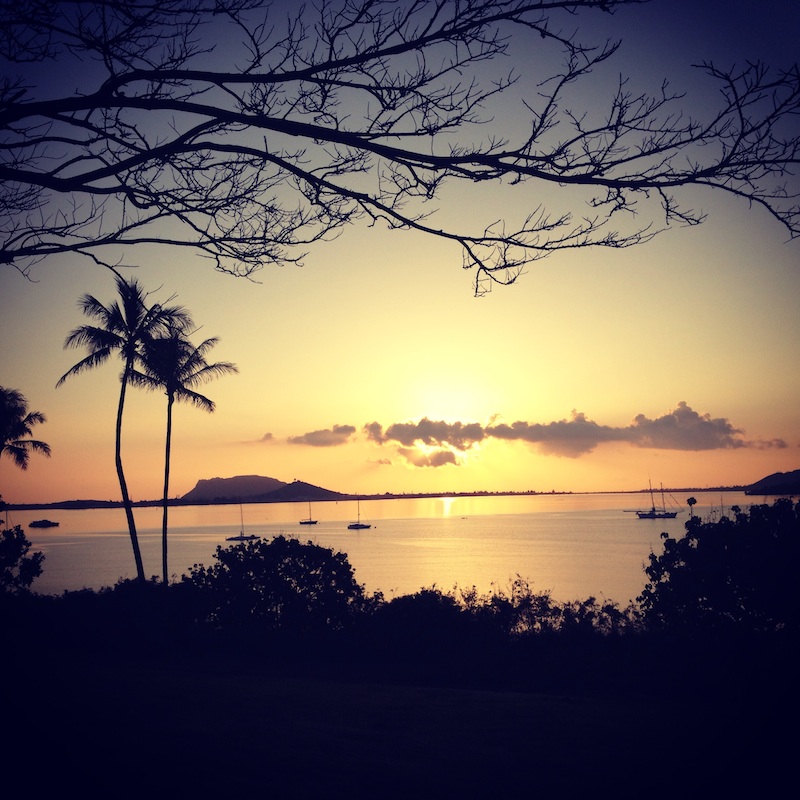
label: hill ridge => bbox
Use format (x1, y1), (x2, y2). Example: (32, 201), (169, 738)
(743, 469), (800, 496)
(180, 475), (346, 504)
(180, 474), (287, 503)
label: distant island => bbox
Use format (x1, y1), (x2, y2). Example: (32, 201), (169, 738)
(5, 469), (796, 512)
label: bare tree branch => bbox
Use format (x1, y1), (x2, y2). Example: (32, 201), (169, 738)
(1, 0), (797, 293)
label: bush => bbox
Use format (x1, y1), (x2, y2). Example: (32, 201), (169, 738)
(181, 535), (372, 635)
(638, 498), (800, 634)
(0, 523), (44, 594)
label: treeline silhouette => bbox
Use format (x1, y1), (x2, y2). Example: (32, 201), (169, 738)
(4, 499), (798, 689)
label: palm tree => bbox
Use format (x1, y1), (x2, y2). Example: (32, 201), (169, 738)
(0, 386), (51, 469)
(57, 276), (192, 582)
(132, 330), (237, 585)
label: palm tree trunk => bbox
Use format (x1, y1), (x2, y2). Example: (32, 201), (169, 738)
(161, 394), (174, 586)
(116, 371), (145, 582)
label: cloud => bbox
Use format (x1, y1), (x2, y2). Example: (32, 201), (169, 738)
(486, 411), (619, 457)
(628, 401), (747, 451)
(752, 438), (789, 450)
(363, 421), (384, 443)
(364, 402), (775, 464)
(287, 424), (356, 447)
(366, 418), (485, 450)
(398, 447), (459, 468)
(365, 419), (482, 467)
(242, 432), (273, 444)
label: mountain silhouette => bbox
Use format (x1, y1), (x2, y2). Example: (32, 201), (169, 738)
(261, 480), (346, 503)
(745, 469), (800, 496)
(180, 475), (287, 503)
(180, 475), (345, 504)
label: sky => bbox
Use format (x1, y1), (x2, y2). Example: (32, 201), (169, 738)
(1, 0), (799, 505)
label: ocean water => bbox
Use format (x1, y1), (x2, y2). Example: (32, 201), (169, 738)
(11, 491), (756, 605)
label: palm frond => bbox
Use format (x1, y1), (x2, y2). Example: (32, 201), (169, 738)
(23, 411), (46, 426)
(137, 332), (237, 411)
(63, 325), (121, 351)
(0, 385), (51, 470)
(56, 348), (113, 385)
(188, 362), (239, 386)
(128, 369), (167, 393)
(2, 443), (30, 469)
(174, 386), (216, 412)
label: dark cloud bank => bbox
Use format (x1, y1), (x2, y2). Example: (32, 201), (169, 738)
(278, 402), (785, 467)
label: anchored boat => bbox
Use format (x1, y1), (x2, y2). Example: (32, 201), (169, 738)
(226, 504), (261, 541)
(347, 499), (371, 530)
(635, 481), (681, 519)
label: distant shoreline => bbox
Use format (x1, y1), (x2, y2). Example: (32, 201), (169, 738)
(5, 486), (752, 512)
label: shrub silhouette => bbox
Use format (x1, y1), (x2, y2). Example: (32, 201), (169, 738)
(0, 499), (44, 595)
(181, 536), (371, 635)
(639, 498), (800, 634)
(0, 524), (44, 595)
(370, 589), (471, 652)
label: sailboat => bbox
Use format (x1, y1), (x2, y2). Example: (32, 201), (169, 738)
(29, 519), (59, 528)
(299, 501), (318, 525)
(636, 481), (680, 519)
(347, 499), (371, 530)
(226, 504), (260, 541)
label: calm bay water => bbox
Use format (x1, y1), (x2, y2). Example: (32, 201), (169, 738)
(10, 491), (757, 604)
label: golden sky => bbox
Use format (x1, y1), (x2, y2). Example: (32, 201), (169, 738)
(1, 1), (798, 504)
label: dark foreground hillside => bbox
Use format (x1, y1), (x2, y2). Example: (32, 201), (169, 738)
(7, 638), (795, 799)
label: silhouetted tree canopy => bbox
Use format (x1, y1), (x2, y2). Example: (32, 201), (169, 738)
(0, 386), (50, 470)
(2, 1), (798, 292)
(182, 535), (371, 632)
(638, 498), (800, 634)
(0, 500), (44, 594)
